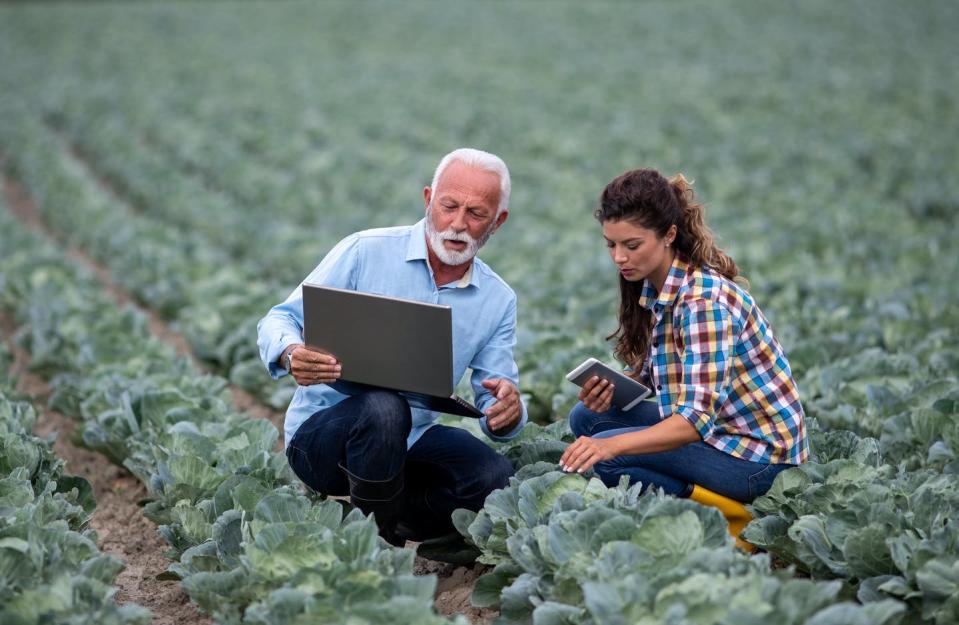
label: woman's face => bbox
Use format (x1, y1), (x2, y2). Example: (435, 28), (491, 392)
(602, 219), (676, 284)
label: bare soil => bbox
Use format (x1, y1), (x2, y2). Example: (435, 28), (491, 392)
(3, 154), (494, 622)
(1, 313), (210, 625)
(416, 557), (497, 623)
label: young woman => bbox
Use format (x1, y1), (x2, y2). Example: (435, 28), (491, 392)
(559, 168), (808, 503)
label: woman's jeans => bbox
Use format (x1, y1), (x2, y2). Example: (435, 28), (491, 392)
(569, 400), (794, 502)
(286, 389), (514, 538)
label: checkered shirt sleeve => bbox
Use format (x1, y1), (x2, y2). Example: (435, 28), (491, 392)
(672, 300), (735, 438)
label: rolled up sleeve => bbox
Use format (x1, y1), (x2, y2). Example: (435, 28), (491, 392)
(256, 235), (360, 379)
(673, 300), (735, 439)
(470, 297), (527, 441)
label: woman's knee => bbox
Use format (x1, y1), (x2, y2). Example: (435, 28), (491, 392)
(569, 401), (601, 437)
(592, 459), (691, 497)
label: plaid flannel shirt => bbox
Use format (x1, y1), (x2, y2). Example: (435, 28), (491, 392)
(638, 255), (809, 464)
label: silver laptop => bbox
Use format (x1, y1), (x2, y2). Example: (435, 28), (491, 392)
(302, 284), (484, 418)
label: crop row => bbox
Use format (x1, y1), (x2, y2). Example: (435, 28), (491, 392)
(741, 368), (959, 620)
(0, 341), (151, 625)
(0, 203), (460, 624)
(0, 110), (296, 410)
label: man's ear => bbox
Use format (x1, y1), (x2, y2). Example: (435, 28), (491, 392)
(423, 186), (432, 210)
(493, 210), (509, 231)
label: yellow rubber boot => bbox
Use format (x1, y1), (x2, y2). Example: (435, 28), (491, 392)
(689, 485), (756, 553)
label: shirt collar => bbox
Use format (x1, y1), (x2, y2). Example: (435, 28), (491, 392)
(406, 219), (429, 261)
(406, 218), (480, 289)
(638, 254), (690, 310)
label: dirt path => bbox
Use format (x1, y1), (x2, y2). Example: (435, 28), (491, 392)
(416, 558), (497, 623)
(0, 313), (210, 625)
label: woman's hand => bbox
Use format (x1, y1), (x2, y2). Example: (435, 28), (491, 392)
(559, 435), (620, 473)
(579, 375), (614, 413)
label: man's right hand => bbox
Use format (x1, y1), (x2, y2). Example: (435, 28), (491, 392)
(281, 344), (341, 386)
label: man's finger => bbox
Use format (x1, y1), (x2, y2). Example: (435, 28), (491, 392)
(489, 406), (519, 432)
(294, 361), (340, 372)
(297, 350), (339, 364)
(297, 368), (341, 380)
(485, 403), (504, 419)
(296, 375), (335, 385)
(486, 396), (517, 420)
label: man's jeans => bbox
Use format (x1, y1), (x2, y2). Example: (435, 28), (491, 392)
(286, 389), (514, 538)
(570, 401), (794, 502)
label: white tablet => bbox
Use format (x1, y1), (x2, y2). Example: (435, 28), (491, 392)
(565, 358), (652, 411)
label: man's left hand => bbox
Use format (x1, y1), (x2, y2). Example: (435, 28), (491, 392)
(482, 378), (522, 434)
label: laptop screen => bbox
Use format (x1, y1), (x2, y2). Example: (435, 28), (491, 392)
(302, 284), (455, 397)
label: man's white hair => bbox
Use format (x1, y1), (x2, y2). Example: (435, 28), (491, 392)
(429, 148), (511, 217)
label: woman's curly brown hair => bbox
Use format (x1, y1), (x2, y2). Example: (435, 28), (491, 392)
(595, 168), (741, 369)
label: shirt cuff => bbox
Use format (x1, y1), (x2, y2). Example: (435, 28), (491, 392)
(265, 335), (299, 380)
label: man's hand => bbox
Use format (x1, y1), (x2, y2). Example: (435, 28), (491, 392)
(482, 378), (522, 434)
(578, 375), (614, 413)
(281, 344), (341, 386)
(559, 435), (619, 474)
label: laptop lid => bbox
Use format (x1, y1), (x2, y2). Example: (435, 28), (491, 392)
(302, 284), (454, 397)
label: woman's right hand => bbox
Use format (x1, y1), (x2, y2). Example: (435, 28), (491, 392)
(579, 375), (614, 413)
(284, 344), (341, 386)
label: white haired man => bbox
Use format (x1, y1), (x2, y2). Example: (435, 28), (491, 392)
(257, 148), (526, 546)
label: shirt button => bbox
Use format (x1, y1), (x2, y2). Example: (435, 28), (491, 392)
(657, 385), (662, 390)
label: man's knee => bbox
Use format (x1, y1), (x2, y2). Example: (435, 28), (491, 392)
(487, 453), (515, 491)
(352, 390), (412, 436)
(463, 452), (514, 502)
(569, 401), (600, 438)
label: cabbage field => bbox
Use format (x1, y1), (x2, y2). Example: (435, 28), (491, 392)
(1, 1), (957, 624)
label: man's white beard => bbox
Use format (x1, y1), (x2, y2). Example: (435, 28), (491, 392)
(425, 207), (494, 266)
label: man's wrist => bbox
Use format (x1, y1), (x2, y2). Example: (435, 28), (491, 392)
(279, 344), (300, 373)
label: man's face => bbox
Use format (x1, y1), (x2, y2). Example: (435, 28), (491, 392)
(423, 160), (508, 266)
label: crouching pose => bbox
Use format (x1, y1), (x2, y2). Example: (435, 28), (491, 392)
(561, 168), (808, 504)
(257, 148), (526, 544)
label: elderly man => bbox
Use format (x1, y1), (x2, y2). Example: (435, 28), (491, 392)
(257, 148), (526, 545)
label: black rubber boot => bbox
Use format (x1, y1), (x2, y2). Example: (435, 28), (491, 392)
(340, 463), (406, 547)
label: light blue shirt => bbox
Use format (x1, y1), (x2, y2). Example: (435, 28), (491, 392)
(257, 219), (528, 448)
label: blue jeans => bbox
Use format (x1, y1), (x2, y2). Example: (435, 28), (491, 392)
(569, 401), (794, 502)
(286, 389), (514, 538)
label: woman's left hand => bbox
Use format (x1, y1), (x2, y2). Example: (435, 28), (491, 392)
(559, 435), (620, 474)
